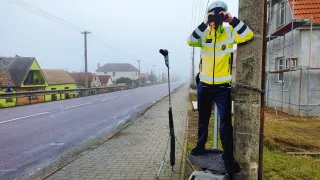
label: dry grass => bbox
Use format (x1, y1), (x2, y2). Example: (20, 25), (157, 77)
(186, 91), (320, 180)
(264, 109), (320, 152)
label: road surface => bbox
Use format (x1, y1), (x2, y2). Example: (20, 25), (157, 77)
(0, 82), (183, 179)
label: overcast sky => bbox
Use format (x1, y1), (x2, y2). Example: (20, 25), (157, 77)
(0, 0), (238, 78)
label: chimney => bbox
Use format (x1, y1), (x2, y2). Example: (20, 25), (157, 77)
(98, 63), (100, 70)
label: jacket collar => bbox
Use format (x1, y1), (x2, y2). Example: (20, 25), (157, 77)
(209, 25), (224, 37)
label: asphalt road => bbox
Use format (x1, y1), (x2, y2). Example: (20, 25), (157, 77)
(0, 82), (183, 179)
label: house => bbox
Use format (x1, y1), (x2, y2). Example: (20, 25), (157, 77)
(97, 75), (113, 86)
(139, 73), (148, 83)
(0, 57), (48, 107)
(42, 69), (77, 101)
(140, 73), (148, 79)
(266, 0), (320, 116)
(0, 69), (16, 108)
(68, 72), (101, 88)
(96, 63), (139, 82)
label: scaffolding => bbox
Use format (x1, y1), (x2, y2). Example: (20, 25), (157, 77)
(266, 0), (320, 116)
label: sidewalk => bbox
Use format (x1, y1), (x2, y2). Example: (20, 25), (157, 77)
(45, 84), (189, 180)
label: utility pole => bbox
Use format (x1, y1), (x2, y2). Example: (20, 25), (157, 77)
(137, 60), (141, 87)
(234, 0), (266, 180)
(191, 47), (195, 87)
(81, 31), (91, 88)
(153, 65), (156, 84)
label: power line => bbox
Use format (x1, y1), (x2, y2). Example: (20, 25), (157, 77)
(9, 0), (85, 32)
(190, 0), (195, 30)
(198, 0), (203, 23)
(194, 0), (199, 26)
(90, 33), (139, 61)
(15, 0), (84, 31)
(203, 0), (210, 21)
(200, 0), (208, 22)
(9, 0), (147, 67)
(9, 2), (81, 32)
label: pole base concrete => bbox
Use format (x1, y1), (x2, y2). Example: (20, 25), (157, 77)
(188, 171), (229, 180)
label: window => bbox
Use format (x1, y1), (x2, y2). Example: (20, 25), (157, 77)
(24, 70), (44, 85)
(275, 57), (284, 82)
(277, 1), (285, 27)
(113, 72), (116, 76)
(104, 72), (108, 74)
(286, 58), (298, 68)
(25, 71), (34, 85)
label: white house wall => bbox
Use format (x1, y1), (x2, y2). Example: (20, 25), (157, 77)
(90, 77), (101, 87)
(96, 71), (139, 82)
(300, 29), (320, 67)
(266, 29), (320, 116)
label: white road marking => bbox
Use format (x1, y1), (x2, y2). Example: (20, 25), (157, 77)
(64, 102), (93, 110)
(134, 103), (143, 109)
(0, 112), (51, 125)
(50, 142), (64, 146)
(101, 96), (117, 102)
(120, 93), (139, 98)
(121, 94), (131, 98)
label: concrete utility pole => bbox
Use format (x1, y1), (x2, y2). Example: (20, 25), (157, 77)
(153, 65), (156, 84)
(191, 47), (195, 86)
(137, 60), (141, 87)
(81, 31), (91, 88)
(234, 0), (266, 179)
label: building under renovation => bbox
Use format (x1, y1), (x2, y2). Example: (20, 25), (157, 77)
(266, 0), (320, 116)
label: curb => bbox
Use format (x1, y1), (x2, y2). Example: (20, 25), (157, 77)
(180, 115), (189, 180)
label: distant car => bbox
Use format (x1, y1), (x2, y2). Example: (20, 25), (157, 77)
(146, 81), (151, 84)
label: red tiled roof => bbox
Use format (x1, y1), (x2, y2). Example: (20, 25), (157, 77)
(289, 0), (320, 23)
(0, 69), (15, 87)
(68, 72), (97, 87)
(97, 75), (112, 85)
(140, 73), (148, 79)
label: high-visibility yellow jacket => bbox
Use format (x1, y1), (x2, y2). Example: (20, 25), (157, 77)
(188, 17), (254, 85)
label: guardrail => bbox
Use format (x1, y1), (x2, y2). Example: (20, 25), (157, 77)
(0, 85), (132, 99)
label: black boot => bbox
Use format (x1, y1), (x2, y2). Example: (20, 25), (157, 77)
(191, 146), (205, 155)
(223, 159), (241, 174)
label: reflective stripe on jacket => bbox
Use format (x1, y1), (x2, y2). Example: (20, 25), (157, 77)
(187, 17), (254, 85)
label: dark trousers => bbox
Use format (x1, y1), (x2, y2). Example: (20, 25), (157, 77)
(196, 81), (234, 161)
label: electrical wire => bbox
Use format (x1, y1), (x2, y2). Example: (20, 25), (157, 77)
(9, 0), (84, 32)
(90, 33), (140, 62)
(198, 0), (206, 23)
(203, 0), (210, 21)
(9, 0), (147, 68)
(190, 0), (195, 30)
(156, 135), (194, 179)
(194, 0), (200, 26)
(174, 135), (195, 171)
(155, 136), (170, 179)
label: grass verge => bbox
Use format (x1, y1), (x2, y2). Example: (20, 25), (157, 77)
(186, 91), (320, 180)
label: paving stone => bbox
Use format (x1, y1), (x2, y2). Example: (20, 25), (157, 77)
(46, 85), (188, 180)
